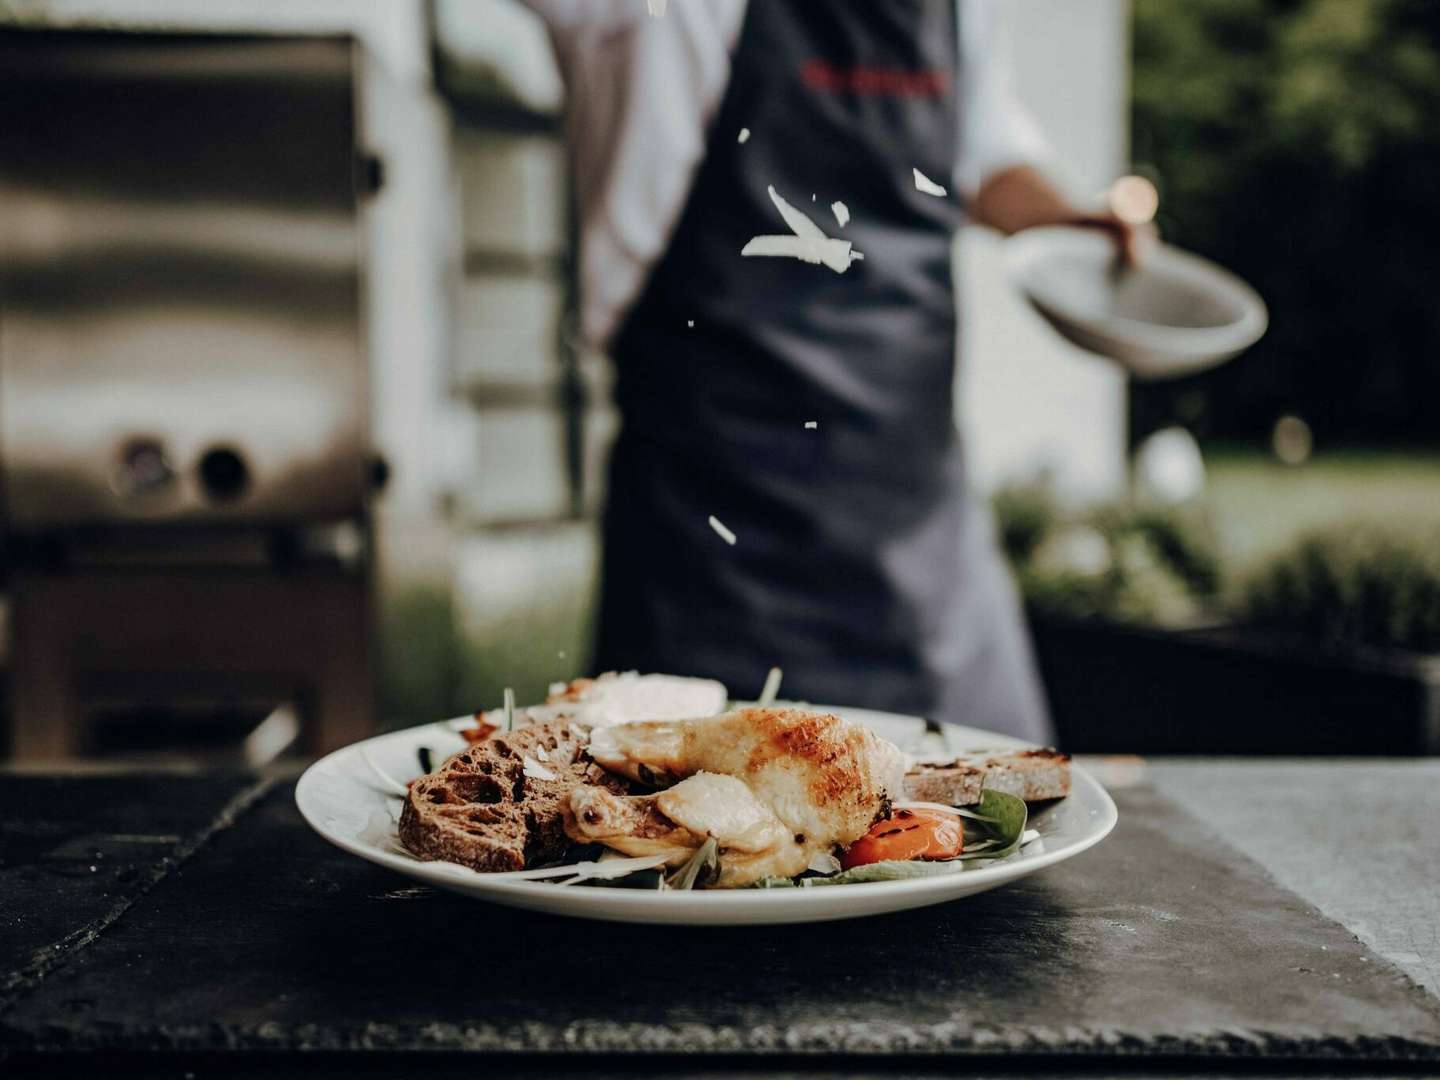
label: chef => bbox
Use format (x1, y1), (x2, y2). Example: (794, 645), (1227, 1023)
(522, 0), (1141, 742)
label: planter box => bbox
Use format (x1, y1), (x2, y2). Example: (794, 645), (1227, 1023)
(1030, 616), (1440, 755)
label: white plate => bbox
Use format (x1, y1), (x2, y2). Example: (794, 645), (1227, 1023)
(295, 705), (1117, 925)
(1007, 225), (1268, 380)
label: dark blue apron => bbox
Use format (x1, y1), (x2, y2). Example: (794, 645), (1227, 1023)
(595, 0), (1052, 741)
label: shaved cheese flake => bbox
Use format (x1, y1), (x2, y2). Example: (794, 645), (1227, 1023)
(766, 184), (825, 239)
(708, 514), (737, 546)
(913, 168), (948, 197)
(742, 235), (861, 273)
(831, 200), (850, 228)
(687, 319), (694, 327)
(758, 666), (783, 706)
(522, 755), (559, 781)
(646, 0), (667, 16)
(737, 127), (751, 144)
(807, 850), (842, 875)
(436, 852), (674, 883)
(358, 746), (410, 798)
(894, 800), (985, 817)
(744, 185), (865, 273)
(804, 420), (818, 429)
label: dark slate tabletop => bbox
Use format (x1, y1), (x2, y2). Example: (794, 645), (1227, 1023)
(2, 760), (1438, 1079)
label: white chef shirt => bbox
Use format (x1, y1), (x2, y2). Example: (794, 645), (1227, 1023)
(522, 0), (1050, 349)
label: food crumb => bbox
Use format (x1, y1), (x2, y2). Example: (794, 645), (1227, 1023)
(804, 421), (818, 429)
(738, 127), (751, 144)
(687, 319), (694, 327)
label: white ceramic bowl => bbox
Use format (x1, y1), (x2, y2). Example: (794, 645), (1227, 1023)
(296, 705), (1117, 926)
(1006, 225), (1268, 380)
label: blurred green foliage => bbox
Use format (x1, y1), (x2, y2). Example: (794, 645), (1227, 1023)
(1240, 524), (1440, 652)
(1129, 0), (1440, 446)
(993, 484), (1223, 627)
(997, 478), (1440, 655)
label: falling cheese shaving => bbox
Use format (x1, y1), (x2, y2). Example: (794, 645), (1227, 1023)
(687, 319), (694, 327)
(830, 201), (850, 228)
(742, 185), (864, 274)
(646, 0), (667, 16)
(804, 421), (818, 429)
(913, 168), (948, 197)
(738, 127), (751, 144)
(708, 514), (737, 546)
(741, 235), (861, 273)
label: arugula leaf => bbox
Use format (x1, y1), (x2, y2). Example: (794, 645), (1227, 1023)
(801, 860), (964, 886)
(954, 788), (1028, 861)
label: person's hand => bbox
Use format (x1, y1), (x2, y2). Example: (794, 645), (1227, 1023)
(1063, 210), (1159, 267)
(972, 167), (1160, 265)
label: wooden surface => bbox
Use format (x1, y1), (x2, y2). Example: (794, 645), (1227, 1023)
(1, 762), (1438, 1077)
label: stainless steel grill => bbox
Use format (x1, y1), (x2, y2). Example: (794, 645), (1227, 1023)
(0, 30), (378, 761)
(0, 32), (368, 527)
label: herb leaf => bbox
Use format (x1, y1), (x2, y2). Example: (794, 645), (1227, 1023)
(801, 860), (964, 886)
(954, 788), (1028, 861)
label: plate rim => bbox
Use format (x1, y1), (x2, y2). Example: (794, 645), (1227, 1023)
(295, 706), (1118, 911)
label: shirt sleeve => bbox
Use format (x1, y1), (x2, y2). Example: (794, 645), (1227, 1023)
(956, 0), (1053, 198)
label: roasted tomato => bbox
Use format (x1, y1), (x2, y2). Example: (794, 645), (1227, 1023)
(460, 717), (499, 744)
(840, 807), (964, 869)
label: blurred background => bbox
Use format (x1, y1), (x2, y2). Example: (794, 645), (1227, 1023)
(0, 0), (1436, 764)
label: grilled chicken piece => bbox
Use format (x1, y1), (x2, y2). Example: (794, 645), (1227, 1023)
(567, 772), (801, 887)
(579, 707), (906, 887)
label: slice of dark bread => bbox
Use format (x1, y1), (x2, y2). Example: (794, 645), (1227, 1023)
(398, 720), (625, 872)
(903, 748), (1071, 806)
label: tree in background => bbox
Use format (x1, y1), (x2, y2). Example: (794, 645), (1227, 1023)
(1130, 0), (1440, 448)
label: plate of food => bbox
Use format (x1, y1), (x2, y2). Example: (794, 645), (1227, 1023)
(295, 672), (1117, 925)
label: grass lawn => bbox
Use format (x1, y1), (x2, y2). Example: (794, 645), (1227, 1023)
(1204, 446), (1440, 572)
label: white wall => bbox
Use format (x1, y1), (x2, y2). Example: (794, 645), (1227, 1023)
(959, 0), (1130, 503)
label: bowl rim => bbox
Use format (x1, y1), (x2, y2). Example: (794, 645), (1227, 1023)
(1006, 225), (1268, 357)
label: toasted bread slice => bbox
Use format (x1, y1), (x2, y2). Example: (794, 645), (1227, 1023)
(398, 720), (626, 872)
(903, 748), (1071, 806)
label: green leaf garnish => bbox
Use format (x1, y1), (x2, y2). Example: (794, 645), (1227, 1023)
(801, 860), (964, 886)
(956, 788), (1028, 860)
